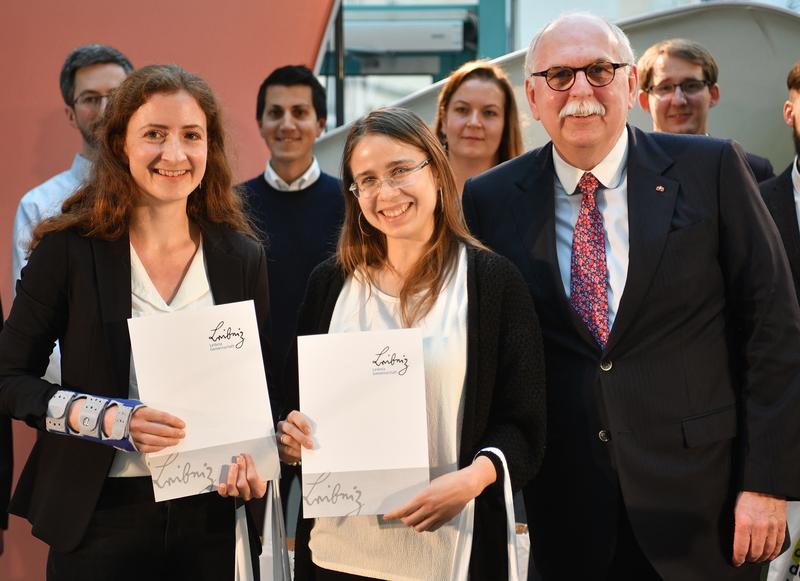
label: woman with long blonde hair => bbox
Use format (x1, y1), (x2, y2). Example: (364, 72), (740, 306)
(278, 107), (545, 580)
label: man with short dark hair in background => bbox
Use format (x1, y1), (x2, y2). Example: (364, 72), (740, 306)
(11, 44), (132, 385)
(240, 65), (344, 391)
(637, 38), (774, 181)
(463, 13), (800, 580)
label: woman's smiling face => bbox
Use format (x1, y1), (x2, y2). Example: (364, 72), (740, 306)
(349, 133), (438, 246)
(124, 90), (208, 207)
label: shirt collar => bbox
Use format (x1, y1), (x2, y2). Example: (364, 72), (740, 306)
(792, 155), (800, 197)
(263, 157), (321, 191)
(552, 129), (629, 195)
(130, 240), (209, 311)
(71, 154), (92, 183)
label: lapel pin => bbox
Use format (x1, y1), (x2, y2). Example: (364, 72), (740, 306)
(655, 185), (665, 192)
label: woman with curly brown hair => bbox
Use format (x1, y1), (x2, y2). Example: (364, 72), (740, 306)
(0, 64), (274, 580)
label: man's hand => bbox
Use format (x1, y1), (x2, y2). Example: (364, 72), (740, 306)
(732, 490), (787, 566)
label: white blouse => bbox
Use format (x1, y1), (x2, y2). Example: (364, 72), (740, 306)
(106, 240), (253, 581)
(309, 244), (469, 581)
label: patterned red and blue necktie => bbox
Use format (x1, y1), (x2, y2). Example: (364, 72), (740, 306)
(569, 172), (609, 348)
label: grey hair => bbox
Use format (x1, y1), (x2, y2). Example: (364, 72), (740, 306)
(60, 44), (134, 106)
(524, 12), (635, 77)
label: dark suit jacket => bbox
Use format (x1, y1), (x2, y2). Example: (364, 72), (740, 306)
(0, 222), (277, 553)
(0, 302), (10, 531)
(760, 164), (800, 304)
(745, 151), (775, 183)
(463, 126), (800, 581)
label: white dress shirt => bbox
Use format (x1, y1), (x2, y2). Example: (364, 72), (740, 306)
(11, 153), (91, 385)
(553, 130), (630, 328)
(263, 157), (321, 191)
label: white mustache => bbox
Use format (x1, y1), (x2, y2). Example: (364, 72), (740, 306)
(559, 99), (606, 119)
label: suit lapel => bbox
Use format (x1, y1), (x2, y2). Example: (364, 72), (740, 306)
(91, 234), (132, 391)
(764, 167), (800, 290)
(520, 145), (601, 350)
(202, 224), (244, 305)
(605, 127), (678, 355)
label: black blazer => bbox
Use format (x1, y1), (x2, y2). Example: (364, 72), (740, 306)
(287, 249), (546, 580)
(0, 223), (276, 552)
(0, 302), (10, 531)
(760, 164), (800, 303)
(745, 151), (775, 183)
(463, 126), (800, 581)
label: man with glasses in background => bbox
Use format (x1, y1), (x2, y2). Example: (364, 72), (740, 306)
(463, 13), (800, 580)
(637, 38), (773, 181)
(11, 44), (132, 385)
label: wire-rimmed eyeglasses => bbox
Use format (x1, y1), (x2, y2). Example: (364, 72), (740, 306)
(348, 158), (431, 199)
(645, 79), (712, 99)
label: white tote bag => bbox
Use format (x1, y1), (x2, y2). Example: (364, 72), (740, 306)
(259, 480), (293, 581)
(450, 448), (522, 581)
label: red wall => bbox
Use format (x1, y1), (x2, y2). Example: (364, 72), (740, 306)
(0, 1), (335, 578)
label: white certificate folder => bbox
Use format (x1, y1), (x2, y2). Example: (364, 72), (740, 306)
(128, 300), (280, 502)
(298, 328), (430, 518)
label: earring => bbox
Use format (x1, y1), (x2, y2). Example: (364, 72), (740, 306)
(438, 188), (444, 207)
(358, 211), (370, 237)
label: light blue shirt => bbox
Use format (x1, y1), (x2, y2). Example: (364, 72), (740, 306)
(11, 153), (91, 385)
(552, 130), (629, 328)
(12, 154), (91, 291)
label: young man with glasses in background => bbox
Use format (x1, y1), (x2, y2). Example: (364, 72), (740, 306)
(637, 38), (773, 181)
(11, 44), (133, 385)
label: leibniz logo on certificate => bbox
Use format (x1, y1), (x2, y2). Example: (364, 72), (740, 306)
(207, 320), (246, 351)
(371, 345), (410, 376)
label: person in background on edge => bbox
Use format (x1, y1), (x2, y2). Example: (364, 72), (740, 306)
(434, 60), (524, 195)
(463, 13), (800, 580)
(0, 65), (277, 581)
(0, 299), (9, 558)
(240, 65), (344, 389)
(637, 38), (774, 181)
(760, 60), (800, 581)
(12, 44), (133, 386)
(279, 107), (546, 580)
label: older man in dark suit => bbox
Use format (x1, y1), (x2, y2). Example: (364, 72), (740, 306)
(463, 13), (800, 581)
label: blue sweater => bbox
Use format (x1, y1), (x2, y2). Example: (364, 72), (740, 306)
(239, 172), (344, 390)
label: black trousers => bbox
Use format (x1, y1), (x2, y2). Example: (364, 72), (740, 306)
(311, 563), (377, 580)
(47, 477), (242, 581)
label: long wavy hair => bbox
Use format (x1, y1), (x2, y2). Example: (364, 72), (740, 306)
(33, 64), (253, 248)
(338, 107), (485, 327)
(434, 60), (523, 164)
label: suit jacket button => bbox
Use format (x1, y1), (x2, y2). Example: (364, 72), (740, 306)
(598, 429), (611, 442)
(600, 361), (613, 371)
